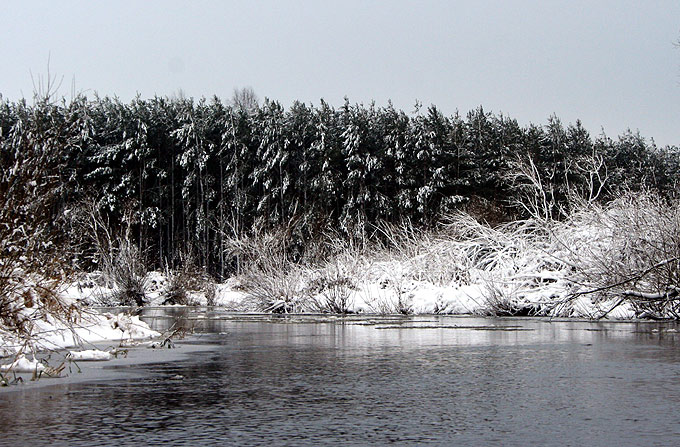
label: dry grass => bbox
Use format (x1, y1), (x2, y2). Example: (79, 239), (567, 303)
(161, 264), (215, 306)
(306, 259), (357, 314)
(103, 240), (147, 307)
(227, 225), (309, 312)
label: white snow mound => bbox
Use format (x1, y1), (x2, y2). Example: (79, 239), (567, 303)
(67, 349), (113, 361)
(0, 354), (46, 373)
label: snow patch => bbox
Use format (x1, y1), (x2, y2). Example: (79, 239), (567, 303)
(0, 311), (160, 357)
(0, 354), (45, 373)
(67, 349), (113, 361)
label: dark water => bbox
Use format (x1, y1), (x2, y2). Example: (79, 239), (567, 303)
(2, 311), (680, 446)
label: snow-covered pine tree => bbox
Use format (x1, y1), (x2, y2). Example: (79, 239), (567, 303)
(381, 102), (412, 220)
(340, 100), (372, 238)
(308, 100), (344, 226)
(250, 99), (290, 228)
(411, 105), (451, 223)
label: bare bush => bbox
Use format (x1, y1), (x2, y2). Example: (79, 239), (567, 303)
(507, 154), (559, 221)
(478, 279), (544, 317)
(240, 261), (306, 312)
(162, 270), (189, 306)
(223, 221), (308, 312)
(71, 200), (147, 306)
(204, 281), (217, 307)
(161, 256), (216, 306)
(106, 240), (147, 306)
(306, 260), (356, 313)
(507, 150), (610, 222)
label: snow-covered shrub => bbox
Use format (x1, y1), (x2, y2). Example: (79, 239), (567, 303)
(105, 239), (147, 306)
(204, 281), (217, 307)
(161, 272), (188, 305)
(454, 191), (680, 318)
(215, 189), (680, 318)
(555, 192), (680, 317)
(240, 261), (308, 312)
(374, 219), (470, 286)
(306, 260), (356, 314)
(222, 222), (310, 312)
(159, 263), (215, 306)
(69, 200), (148, 306)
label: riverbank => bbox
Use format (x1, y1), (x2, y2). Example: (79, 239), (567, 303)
(63, 192), (668, 321)
(0, 309), (159, 357)
(2, 192), (678, 367)
(0, 337), (214, 393)
(68, 271), (636, 319)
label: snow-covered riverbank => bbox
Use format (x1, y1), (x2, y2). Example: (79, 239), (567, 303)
(0, 337), (212, 392)
(64, 268), (635, 320)
(2, 192), (676, 366)
(0, 308), (159, 358)
(0, 301), (163, 386)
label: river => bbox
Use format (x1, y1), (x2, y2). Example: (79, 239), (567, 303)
(1, 309), (680, 446)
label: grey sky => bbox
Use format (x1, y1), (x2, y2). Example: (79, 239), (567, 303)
(2, 0), (679, 146)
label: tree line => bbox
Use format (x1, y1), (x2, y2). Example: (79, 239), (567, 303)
(1, 94), (678, 278)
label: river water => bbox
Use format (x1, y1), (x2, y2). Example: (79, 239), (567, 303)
(2, 310), (680, 446)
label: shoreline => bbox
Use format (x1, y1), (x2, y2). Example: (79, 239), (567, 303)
(0, 337), (217, 394)
(130, 305), (680, 323)
(3, 310), (678, 393)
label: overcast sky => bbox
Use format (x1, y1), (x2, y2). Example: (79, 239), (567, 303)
(2, 0), (679, 146)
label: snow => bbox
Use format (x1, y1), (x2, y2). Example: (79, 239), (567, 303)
(66, 270), (213, 307)
(67, 349), (113, 361)
(0, 354), (45, 373)
(0, 309), (160, 358)
(54, 267), (643, 320)
(214, 283), (250, 307)
(341, 280), (484, 315)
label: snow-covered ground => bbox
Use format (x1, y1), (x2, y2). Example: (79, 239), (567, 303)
(0, 307), (159, 359)
(60, 267), (636, 321)
(0, 303), (160, 382)
(311, 272), (634, 319)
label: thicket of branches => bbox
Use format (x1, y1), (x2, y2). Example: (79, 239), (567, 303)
(1, 94), (678, 282)
(0, 96), (78, 339)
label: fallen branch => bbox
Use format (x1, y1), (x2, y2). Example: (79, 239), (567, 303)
(622, 286), (680, 301)
(570, 257), (680, 299)
(596, 287), (680, 320)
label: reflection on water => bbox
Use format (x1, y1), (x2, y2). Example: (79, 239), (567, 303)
(2, 311), (680, 446)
